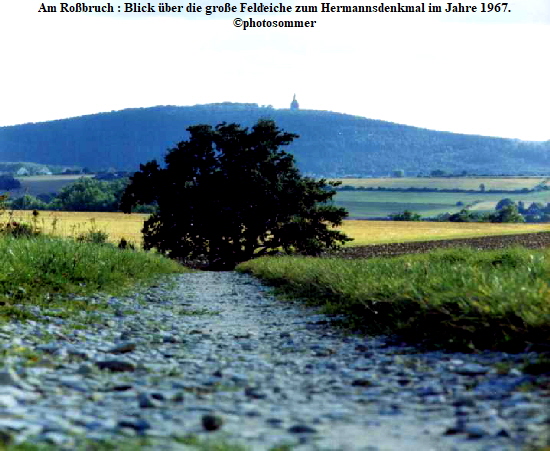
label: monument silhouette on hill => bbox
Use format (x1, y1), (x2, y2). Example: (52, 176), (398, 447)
(290, 94), (299, 110)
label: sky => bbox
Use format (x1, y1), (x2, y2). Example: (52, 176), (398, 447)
(1, 0), (549, 141)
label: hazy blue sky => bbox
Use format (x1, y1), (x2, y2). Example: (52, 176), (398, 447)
(1, 0), (548, 140)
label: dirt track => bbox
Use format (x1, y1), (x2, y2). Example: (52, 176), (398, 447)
(323, 231), (550, 259)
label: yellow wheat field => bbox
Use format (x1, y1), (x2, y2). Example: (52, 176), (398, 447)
(339, 220), (550, 245)
(3, 210), (149, 246)
(4, 210), (549, 248)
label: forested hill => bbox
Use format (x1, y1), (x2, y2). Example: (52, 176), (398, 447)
(1, 103), (548, 176)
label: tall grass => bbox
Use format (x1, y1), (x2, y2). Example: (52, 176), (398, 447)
(238, 247), (550, 351)
(0, 235), (187, 322)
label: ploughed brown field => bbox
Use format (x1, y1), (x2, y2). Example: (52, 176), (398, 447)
(323, 231), (550, 259)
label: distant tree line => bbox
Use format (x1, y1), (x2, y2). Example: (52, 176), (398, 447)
(424, 169), (550, 178)
(493, 198), (550, 223)
(389, 210), (422, 221)
(433, 205), (527, 223)
(4, 177), (156, 213)
(390, 199), (550, 223)
(336, 185), (548, 194)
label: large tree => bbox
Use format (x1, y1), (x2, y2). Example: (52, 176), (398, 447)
(120, 120), (351, 268)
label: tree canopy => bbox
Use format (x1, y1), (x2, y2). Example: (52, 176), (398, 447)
(495, 198), (514, 210)
(487, 204), (525, 223)
(120, 120), (351, 268)
(51, 178), (129, 212)
(389, 210), (422, 221)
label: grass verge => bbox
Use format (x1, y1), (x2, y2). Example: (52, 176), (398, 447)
(0, 235), (188, 323)
(237, 247), (550, 352)
(0, 434), (295, 451)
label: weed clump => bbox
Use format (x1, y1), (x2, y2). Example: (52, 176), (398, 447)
(0, 199), (41, 238)
(0, 221), (39, 238)
(76, 229), (109, 245)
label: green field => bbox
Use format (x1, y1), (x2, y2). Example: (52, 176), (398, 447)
(469, 191), (550, 212)
(334, 190), (550, 219)
(335, 200), (458, 218)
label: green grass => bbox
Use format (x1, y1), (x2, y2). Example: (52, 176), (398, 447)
(175, 435), (249, 451)
(0, 435), (295, 451)
(0, 437), (152, 451)
(237, 247), (550, 351)
(0, 235), (188, 322)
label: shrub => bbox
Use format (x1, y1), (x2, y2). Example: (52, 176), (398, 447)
(76, 230), (109, 244)
(0, 221), (39, 238)
(389, 210), (422, 221)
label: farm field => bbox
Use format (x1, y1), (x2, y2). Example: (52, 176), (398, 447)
(329, 177), (550, 190)
(11, 174), (94, 197)
(4, 210), (148, 246)
(7, 175), (549, 221)
(5, 210), (549, 248)
(339, 220), (549, 246)
(334, 190), (550, 219)
(8, 174), (549, 200)
(469, 201), (501, 212)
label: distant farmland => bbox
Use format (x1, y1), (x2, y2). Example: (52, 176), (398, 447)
(9, 175), (549, 201)
(5, 175), (550, 221)
(334, 191), (550, 219)
(339, 220), (549, 246)
(329, 177), (550, 191)
(10, 175), (95, 197)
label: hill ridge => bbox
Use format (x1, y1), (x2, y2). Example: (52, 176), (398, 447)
(1, 103), (548, 176)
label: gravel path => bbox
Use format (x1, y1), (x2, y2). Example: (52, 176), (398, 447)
(0, 271), (549, 450)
